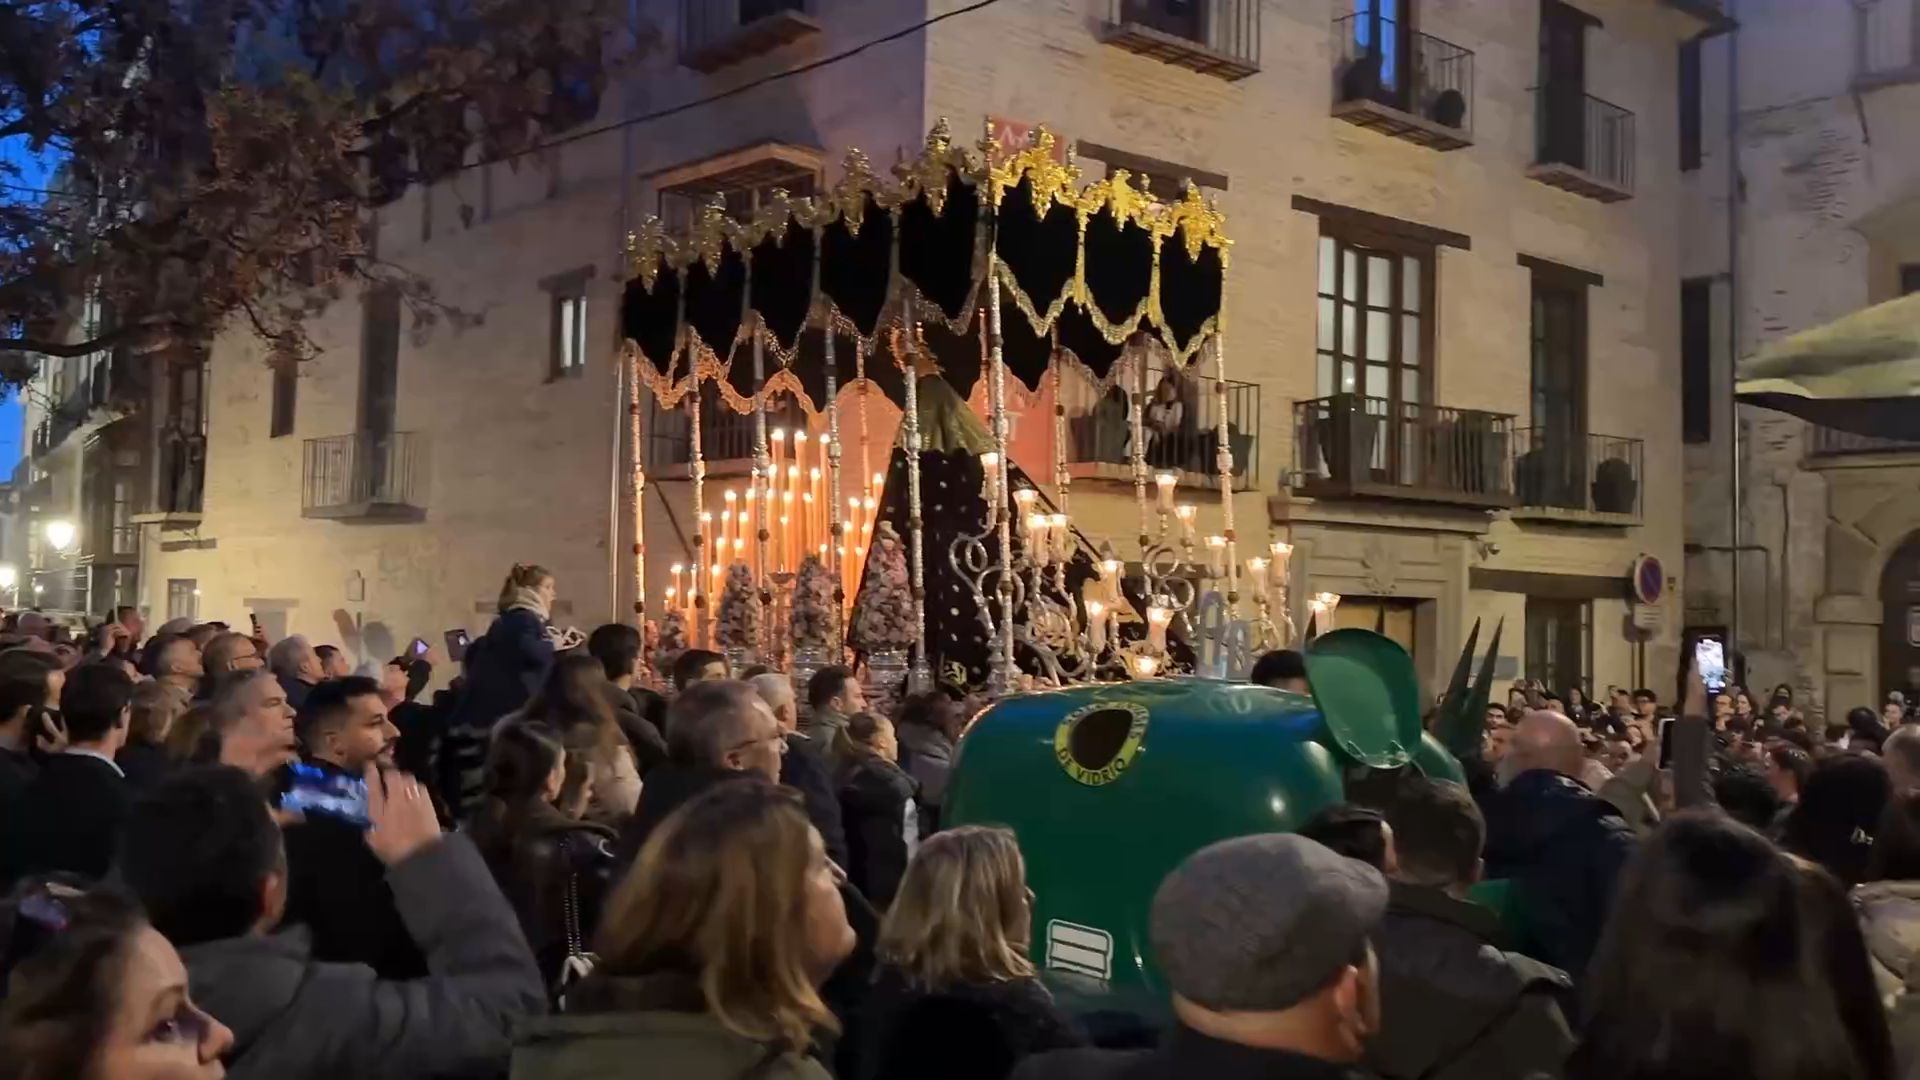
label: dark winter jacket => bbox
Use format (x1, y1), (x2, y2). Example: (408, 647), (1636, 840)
(1011, 1023), (1374, 1080)
(1365, 883), (1574, 1080)
(0, 743), (34, 807)
(281, 757), (427, 979)
(1480, 768), (1638, 981)
(602, 682), (668, 776)
(1, 751), (128, 885)
(180, 835), (545, 1080)
(783, 733), (850, 869)
(839, 754), (917, 909)
(469, 802), (617, 990)
(850, 965), (1085, 1080)
(453, 608), (557, 732)
(115, 740), (175, 793)
(279, 674), (317, 716)
(511, 970), (831, 1080)
(615, 760), (752, 866)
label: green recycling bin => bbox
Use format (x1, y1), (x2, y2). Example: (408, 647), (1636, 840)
(944, 630), (1466, 1012)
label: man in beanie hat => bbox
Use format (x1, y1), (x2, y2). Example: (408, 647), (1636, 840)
(1011, 833), (1388, 1079)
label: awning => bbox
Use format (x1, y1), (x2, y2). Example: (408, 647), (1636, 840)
(1734, 291), (1920, 438)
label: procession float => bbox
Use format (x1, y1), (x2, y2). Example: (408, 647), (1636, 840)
(618, 121), (1504, 1011)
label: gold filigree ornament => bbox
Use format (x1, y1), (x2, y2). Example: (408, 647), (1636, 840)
(687, 196), (740, 273)
(824, 148), (887, 232)
(624, 217), (679, 289)
(892, 118), (982, 218)
(743, 186), (815, 250)
(1158, 182), (1231, 267)
(985, 126), (1080, 211)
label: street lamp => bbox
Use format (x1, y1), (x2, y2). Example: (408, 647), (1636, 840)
(43, 519), (76, 554)
(0, 565), (17, 591)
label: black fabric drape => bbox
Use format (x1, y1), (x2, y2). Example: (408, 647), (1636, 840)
(897, 175), (981, 323)
(1158, 229), (1224, 354)
(789, 325), (864, 415)
(993, 177), (1079, 326)
(1081, 205), (1154, 330)
(820, 199), (893, 339)
(622, 267), (681, 381)
(750, 219), (817, 355)
(683, 248), (747, 365)
(1055, 301), (1131, 384)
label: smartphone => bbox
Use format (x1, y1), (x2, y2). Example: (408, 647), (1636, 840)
(279, 762), (371, 827)
(1658, 716), (1676, 767)
(444, 628), (470, 662)
(408, 636), (430, 660)
(1694, 636), (1728, 695)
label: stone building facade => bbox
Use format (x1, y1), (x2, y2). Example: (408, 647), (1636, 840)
(137, 0), (1712, 695)
(1681, 0), (1920, 717)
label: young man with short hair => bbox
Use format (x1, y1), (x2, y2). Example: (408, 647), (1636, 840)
(119, 765), (542, 1080)
(1369, 779), (1573, 1080)
(670, 647), (729, 692)
(618, 680), (786, 864)
(804, 665), (865, 753)
(280, 676), (420, 979)
(1, 661), (137, 883)
(0, 651), (60, 803)
(587, 622), (667, 773)
(1249, 649), (1310, 695)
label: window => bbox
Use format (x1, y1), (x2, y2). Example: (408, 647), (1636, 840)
(270, 360), (297, 438)
(1314, 229), (1433, 406)
(110, 477), (134, 556)
(1538, 0), (1593, 168)
(360, 287), (401, 437)
(1525, 596), (1591, 693)
(1529, 269), (1588, 437)
(111, 568), (137, 608)
(659, 173), (817, 234)
(1681, 277), (1712, 443)
(167, 578), (198, 622)
(1679, 37), (1702, 171)
(1902, 263), (1920, 296)
(1075, 142), (1228, 204)
(1119, 0), (1204, 43)
(553, 292), (588, 378)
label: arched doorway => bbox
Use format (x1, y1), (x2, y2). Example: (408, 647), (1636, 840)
(1880, 532), (1920, 703)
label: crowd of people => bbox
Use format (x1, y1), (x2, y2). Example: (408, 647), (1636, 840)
(1, 568), (1917, 1080)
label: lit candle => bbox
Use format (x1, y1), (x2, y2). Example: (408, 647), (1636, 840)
(1247, 556), (1271, 594)
(809, 467), (822, 547)
(782, 487), (796, 570)
(1026, 513), (1050, 565)
(1155, 471), (1177, 511)
(719, 508), (733, 557)
(802, 491), (815, 551)
(710, 560), (723, 602)
(1205, 535), (1227, 576)
(1147, 605), (1173, 652)
(1130, 653), (1160, 679)
(980, 452), (1001, 511)
(1086, 599), (1107, 653)
(697, 513), (713, 593)
(1175, 504), (1197, 540)
(1012, 487), (1038, 523)
(1315, 592), (1343, 622)
(665, 585), (678, 612)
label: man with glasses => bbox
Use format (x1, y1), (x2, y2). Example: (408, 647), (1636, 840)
(616, 680), (786, 864)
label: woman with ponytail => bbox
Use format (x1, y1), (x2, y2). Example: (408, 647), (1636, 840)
(466, 719), (616, 997)
(447, 563), (569, 815)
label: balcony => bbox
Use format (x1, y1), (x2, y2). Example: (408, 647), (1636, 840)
(131, 426), (205, 530)
(1331, 14), (1473, 150)
(302, 431), (428, 522)
(1511, 429), (1643, 525)
(648, 396), (807, 480)
(1099, 0), (1260, 82)
(1528, 88), (1634, 202)
(1291, 394), (1514, 508)
(1808, 425), (1920, 459)
(1062, 372), (1260, 492)
(680, 0), (820, 74)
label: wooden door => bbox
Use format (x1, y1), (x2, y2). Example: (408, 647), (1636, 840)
(1539, 0), (1589, 167)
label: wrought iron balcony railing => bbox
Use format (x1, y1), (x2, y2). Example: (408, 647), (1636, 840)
(1292, 394), (1514, 508)
(1529, 88), (1635, 201)
(1099, 0), (1260, 81)
(1512, 428), (1643, 521)
(1061, 371), (1259, 492)
(1331, 13), (1473, 149)
(1808, 425), (1920, 458)
(302, 431), (428, 521)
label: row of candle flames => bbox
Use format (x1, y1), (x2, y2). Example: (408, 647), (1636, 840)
(656, 433), (1345, 670)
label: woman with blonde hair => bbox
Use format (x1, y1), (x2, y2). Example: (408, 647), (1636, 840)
(512, 782), (854, 1079)
(852, 826), (1082, 1080)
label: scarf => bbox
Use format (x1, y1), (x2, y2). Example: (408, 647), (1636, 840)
(504, 585), (550, 621)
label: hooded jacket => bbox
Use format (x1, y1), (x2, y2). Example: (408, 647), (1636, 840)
(1480, 768), (1637, 981)
(180, 835), (544, 1080)
(1366, 883), (1573, 1080)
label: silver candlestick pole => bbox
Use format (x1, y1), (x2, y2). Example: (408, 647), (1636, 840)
(901, 308), (930, 693)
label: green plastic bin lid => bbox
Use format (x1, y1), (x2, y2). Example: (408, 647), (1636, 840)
(1304, 629), (1421, 769)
